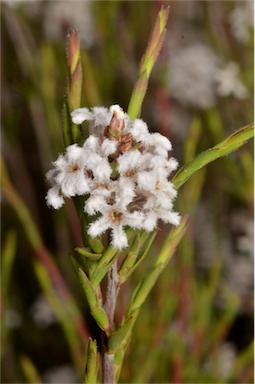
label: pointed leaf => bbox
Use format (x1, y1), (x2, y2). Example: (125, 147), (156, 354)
(173, 123), (254, 190)
(108, 316), (133, 353)
(85, 338), (98, 384)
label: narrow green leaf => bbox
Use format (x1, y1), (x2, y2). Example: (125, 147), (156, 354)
(91, 245), (118, 285)
(75, 247), (102, 260)
(127, 72), (148, 120)
(91, 256), (118, 287)
(85, 338), (98, 384)
(63, 29), (83, 146)
(20, 355), (42, 384)
(74, 247), (102, 261)
(127, 6), (169, 119)
(78, 267), (101, 308)
(154, 217), (188, 266)
(118, 231), (156, 284)
(78, 268), (110, 332)
(108, 316), (133, 354)
(118, 233), (142, 282)
(66, 29), (82, 111)
(129, 265), (162, 313)
(173, 123), (254, 190)
(128, 218), (187, 315)
(88, 237), (105, 254)
(124, 231), (156, 280)
(1, 230), (17, 298)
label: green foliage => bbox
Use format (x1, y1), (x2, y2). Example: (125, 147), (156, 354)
(173, 123), (254, 190)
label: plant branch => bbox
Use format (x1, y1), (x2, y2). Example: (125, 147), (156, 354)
(102, 259), (119, 384)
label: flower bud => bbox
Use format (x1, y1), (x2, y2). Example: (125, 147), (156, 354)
(105, 106), (125, 140)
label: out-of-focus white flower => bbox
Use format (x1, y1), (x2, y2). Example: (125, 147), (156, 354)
(4, 309), (22, 329)
(216, 343), (237, 378)
(204, 342), (237, 379)
(42, 364), (79, 384)
(229, 1), (254, 44)
(30, 295), (57, 328)
(3, 0), (43, 19)
(46, 105), (180, 250)
(226, 257), (253, 305)
(231, 210), (254, 259)
(168, 44), (220, 109)
(43, 1), (95, 49)
(215, 62), (248, 99)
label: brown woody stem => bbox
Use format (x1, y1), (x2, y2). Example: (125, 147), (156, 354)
(102, 260), (119, 384)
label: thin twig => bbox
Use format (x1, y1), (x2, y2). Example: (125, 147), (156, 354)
(102, 259), (119, 384)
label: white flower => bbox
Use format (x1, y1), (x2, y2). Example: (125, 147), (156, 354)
(46, 185), (64, 209)
(71, 106), (128, 137)
(47, 144), (90, 199)
(149, 133), (172, 157)
(117, 150), (151, 178)
(168, 44), (219, 109)
(46, 105), (180, 249)
(229, 1), (254, 44)
(129, 119), (151, 144)
(42, 364), (79, 384)
(215, 62), (248, 99)
(43, 1), (95, 49)
(71, 107), (111, 136)
(101, 138), (118, 156)
(71, 107), (93, 125)
(88, 196), (145, 250)
(137, 170), (180, 228)
(30, 295), (57, 328)
(84, 180), (117, 215)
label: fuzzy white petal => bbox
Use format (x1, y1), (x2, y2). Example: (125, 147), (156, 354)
(101, 139), (118, 156)
(111, 225), (128, 249)
(130, 119), (150, 143)
(85, 194), (108, 215)
(83, 136), (100, 152)
(117, 177), (136, 203)
(137, 171), (157, 191)
(92, 107), (112, 127)
(124, 210), (145, 229)
(142, 211), (158, 231)
(93, 159), (112, 181)
(159, 210), (181, 226)
(88, 216), (110, 237)
(117, 150), (142, 173)
(71, 108), (92, 124)
(46, 186), (64, 209)
(166, 158), (179, 172)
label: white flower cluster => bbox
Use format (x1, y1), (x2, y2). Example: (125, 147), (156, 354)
(43, 1), (95, 49)
(168, 44), (220, 109)
(168, 44), (248, 109)
(46, 105), (180, 249)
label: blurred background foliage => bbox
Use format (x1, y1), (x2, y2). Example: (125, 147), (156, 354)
(1, 1), (254, 383)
